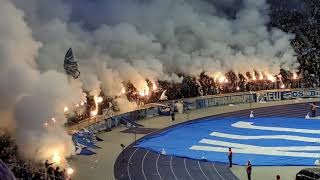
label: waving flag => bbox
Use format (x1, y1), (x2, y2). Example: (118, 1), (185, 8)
(64, 48), (80, 79)
(159, 90), (168, 101)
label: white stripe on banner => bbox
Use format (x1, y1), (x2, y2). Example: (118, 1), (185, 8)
(190, 145), (320, 158)
(210, 132), (320, 143)
(199, 139), (320, 151)
(232, 121), (320, 134)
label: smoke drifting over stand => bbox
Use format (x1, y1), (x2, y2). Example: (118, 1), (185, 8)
(0, 0), (298, 161)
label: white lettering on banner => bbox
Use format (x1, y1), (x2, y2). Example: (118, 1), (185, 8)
(264, 92), (281, 101)
(207, 94), (253, 107)
(210, 132), (320, 143)
(292, 91), (304, 98)
(260, 89), (320, 101)
(282, 91), (292, 100)
(232, 121), (320, 134)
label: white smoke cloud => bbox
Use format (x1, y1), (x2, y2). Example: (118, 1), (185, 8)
(1, 0), (299, 162)
(0, 0), (84, 162)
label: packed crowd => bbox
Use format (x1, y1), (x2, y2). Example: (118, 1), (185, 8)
(0, 130), (71, 180)
(67, 0), (320, 124)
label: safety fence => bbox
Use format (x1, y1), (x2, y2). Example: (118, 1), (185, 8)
(70, 88), (320, 132)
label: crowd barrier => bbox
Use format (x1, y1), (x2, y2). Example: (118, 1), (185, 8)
(75, 88), (320, 132)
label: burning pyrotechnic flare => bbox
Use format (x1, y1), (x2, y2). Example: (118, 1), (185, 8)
(44, 122), (48, 127)
(67, 167), (74, 176)
(76, 104), (79, 107)
(139, 85), (150, 97)
(121, 87), (126, 94)
(91, 96), (103, 117)
(80, 102), (84, 106)
(267, 74), (276, 82)
(152, 83), (157, 91)
(52, 151), (62, 164)
(96, 96), (103, 104)
(280, 84), (285, 89)
(218, 76), (224, 83)
(64, 106), (69, 113)
(91, 110), (97, 116)
(218, 76), (228, 83)
(259, 74), (264, 80)
(252, 75), (256, 81)
(51, 118), (56, 123)
(236, 86), (240, 91)
(293, 73), (298, 80)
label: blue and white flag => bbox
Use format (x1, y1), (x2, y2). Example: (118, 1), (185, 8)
(75, 146), (96, 156)
(64, 48), (80, 79)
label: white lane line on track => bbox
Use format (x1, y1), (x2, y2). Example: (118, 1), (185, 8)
(212, 163), (225, 180)
(156, 154), (163, 180)
(198, 161), (209, 180)
(142, 150), (150, 180)
(127, 148), (139, 180)
(184, 158), (194, 180)
(170, 156), (179, 180)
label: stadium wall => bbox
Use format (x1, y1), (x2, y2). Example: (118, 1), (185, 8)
(77, 88), (320, 132)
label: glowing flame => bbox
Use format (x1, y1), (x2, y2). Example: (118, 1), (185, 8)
(139, 86), (150, 97)
(218, 76), (227, 83)
(236, 86), (240, 91)
(153, 83), (157, 91)
(52, 151), (62, 164)
(121, 87), (126, 94)
(80, 102), (84, 106)
(266, 74), (276, 82)
(259, 74), (263, 80)
(44, 122), (48, 127)
(64, 106), (69, 113)
(67, 167), (74, 175)
(51, 118), (56, 123)
(96, 97), (103, 104)
(91, 110), (97, 116)
(280, 84), (285, 89)
(252, 75), (256, 81)
(293, 73), (298, 80)
(76, 104), (79, 107)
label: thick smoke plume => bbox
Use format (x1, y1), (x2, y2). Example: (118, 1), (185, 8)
(0, 0), (298, 162)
